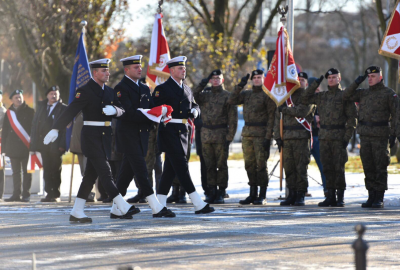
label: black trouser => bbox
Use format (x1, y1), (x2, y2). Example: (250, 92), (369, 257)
(154, 154), (162, 192)
(76, 157), (119, 200)
(98, 160), (121, 197)
(116, 154), (154, 197)
(157, 152), (196, 195)
(41, 150), (63, 198)
(10, 157), (32, 198)
(199, 154), (207, 193)
(0, 165), (4, 199)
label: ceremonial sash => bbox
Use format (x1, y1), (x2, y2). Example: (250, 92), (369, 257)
(6, 110), (43, 172)
(188, 118), (195, 144)
(285, 96), (313, 147)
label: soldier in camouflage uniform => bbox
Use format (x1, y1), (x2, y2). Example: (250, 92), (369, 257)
(302, 69), (357, 207)
(228, 70), (276, 205)
(193, 69), (238, 204)
(274, 75), (315, 206)
(344, 66), (397, 208)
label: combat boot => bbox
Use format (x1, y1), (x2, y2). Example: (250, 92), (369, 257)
(361, 190), (376, 208)
(294, 191), (305, 206)
(336, 189), (345, 207)
(371, 191), (385, 208)
(178, 186), (187, 204)
(213, 187), (225, 204)
(166, 185), (180, 203)
(280, 189), (296, 206)
(318, 189), (337, 207)
(239, 186), (257, 205)
(205, 185), (217, 203)
(253, 186), (267, 205)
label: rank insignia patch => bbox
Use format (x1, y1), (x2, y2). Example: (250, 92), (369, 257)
(155, 91), (159, 97)
(75, 92), (81, 98)
(117, 91), (121, 97)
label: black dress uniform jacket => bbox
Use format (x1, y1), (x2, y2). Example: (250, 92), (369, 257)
(53, 79), (124, 159)
(152, 77), (200, 156)
(1, 102), (34, 158)
(115, 76), (154, 156)
(30, 99), (67, 153)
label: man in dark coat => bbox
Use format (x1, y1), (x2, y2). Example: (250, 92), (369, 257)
(30, 86), (67, 202)
(115, 55), (175, 217)
(152, 56), (214, 214)
(2, 90), (35, 202)
(44, 58), (137, 223)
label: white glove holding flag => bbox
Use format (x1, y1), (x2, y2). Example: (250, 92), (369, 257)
(190, 108), (198, 119)
(43, 129), (59, 145)
(161, 106), (168, 117)
(103, 105), (117, 116)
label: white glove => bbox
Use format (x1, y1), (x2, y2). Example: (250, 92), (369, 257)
(43, 129), (59, 145)
(161, 106), (167, 117)
(103, 105), (117, 116)
(191, 108), (199, 119)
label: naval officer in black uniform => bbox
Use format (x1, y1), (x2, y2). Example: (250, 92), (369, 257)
(115, 55), (174, 217)
(152, 56), (214, 214)
(44, 58), (138, 223)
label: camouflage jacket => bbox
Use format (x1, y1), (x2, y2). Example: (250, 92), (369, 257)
(302, 82), (357, 142)
(343, 80), (397, 137)
(193, 84), (238, 144)
(274, 88), (315, 140)
(228, 85), (276, 139)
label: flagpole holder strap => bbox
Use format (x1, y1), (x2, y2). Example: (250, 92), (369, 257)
(162, 118), (187, 124)
(83, 121), (111, 127)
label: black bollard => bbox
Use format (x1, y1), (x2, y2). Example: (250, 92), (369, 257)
(352, 224), (369, 270)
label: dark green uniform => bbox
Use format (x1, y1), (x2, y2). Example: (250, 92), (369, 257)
(228, 85), (275, 187)
(303, 82), (357, 191)
(343, 80), (397, 192)
(193, 85), (238, 188)
(274, 88), (314, 193)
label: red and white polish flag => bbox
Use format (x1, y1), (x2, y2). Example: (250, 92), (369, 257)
(379, 0), (400, 59)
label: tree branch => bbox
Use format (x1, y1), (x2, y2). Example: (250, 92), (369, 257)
(228, 0), (251, 37)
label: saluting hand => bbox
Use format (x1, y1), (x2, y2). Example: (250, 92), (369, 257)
(355, 73), (368, 85)
(315, 75), (324, 86)
(238, 74), (250, 88)
(199, 72), (214, 87)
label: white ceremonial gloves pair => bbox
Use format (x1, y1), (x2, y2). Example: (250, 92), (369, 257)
(102, 105), (117, 116)
(190, 108), (198, 119)
(43, 129), (59, 145)
(161, 106), (168, 117)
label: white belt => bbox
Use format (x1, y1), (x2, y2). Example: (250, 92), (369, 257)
(83, 121), (111, 127)
(162, 118), (187, 124)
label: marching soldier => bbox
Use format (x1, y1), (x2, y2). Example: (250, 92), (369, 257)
(44, 58), (137, 223)
(152, 56), (214, 214)
(2, 90), (35, 202)
(193, 69), (238, 204)
(115, 55), (174, 217)
(344, 66), (397, 208)
(228, 70), (275, 205)
(302, 69), (357, 207)
(274, 74), (315, 206)
(30, 86), (67, 202)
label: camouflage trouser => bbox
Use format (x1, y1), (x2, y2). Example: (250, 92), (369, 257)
(283, 139), (310, 192)
(360, 136), (390, 191)
(202, 143), (229, 188)
(320, 140), (348, 190)
(242, 136), (269, 187)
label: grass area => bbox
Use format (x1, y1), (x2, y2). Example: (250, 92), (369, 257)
(310, 156), (400, 174)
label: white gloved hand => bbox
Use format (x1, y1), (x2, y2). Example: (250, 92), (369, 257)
(190, 108), (199, 119)
(43, 129), (59, 145)
(161, 106), (167, 117)
(103, 105), (117, 116)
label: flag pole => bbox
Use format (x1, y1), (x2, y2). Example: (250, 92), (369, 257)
(69, 20), (87, 203)
(277, 6), (288, 192)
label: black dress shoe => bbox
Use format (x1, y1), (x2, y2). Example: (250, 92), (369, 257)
(21, 196), (30, 202)
(41, 196), (52, 202)
(102, 197), (113, 203)
(110, 206), (140, 219)
(195, 204), (215, 214)
(153, 207), (176, 218)
(49, 197), (61, 203)
(110, 213), (134, 219)
(5, 196), (21, 202)
(127, 193), (142, 203)
(138, 198), (147, 203)
(69, 215), (92, 223)
(97, 196), (108, 202)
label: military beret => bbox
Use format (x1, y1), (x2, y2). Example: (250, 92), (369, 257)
(251, 69), (264, 80)
(298, 72), (308, 79)
(325, 68), (340, 79)
(365, 66), (382, 74)
(9, 89), (23, 99)
(46, 85), (60, 95)
(308, 77), (317, 86)
(211, 69), (222, 76)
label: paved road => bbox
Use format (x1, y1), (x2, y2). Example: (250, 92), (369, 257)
(1, 199), (400, 270)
